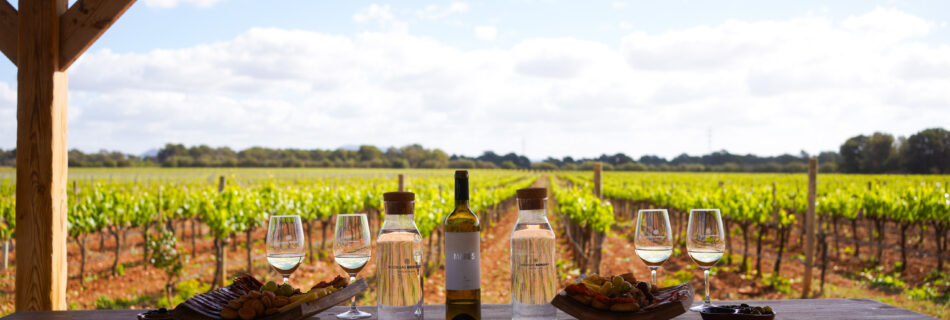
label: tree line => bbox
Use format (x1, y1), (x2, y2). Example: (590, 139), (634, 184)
(0, 127), (945, 173)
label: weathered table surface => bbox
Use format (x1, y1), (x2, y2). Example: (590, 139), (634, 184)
(1, 299), (936, 320)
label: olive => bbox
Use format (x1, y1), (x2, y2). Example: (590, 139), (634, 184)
(261, 280), (279, 293)
(611, 276), (624, 286)
(277, 283), (295, 297)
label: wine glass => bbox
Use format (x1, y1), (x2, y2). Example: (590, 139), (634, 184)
(686, 209), (726, 312)
(266, 215), (306, 284)
(634, 209), (673, 287)
(333, 213), (372, 319)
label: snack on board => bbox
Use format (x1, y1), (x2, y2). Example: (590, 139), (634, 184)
(218, 276), (349, 320)
(705, 304), (775, 315)
(563, 273), (657, 312)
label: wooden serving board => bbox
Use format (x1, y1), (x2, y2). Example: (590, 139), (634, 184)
(550, 283), (694, 320)
(171, 279), (368, 320)
(261, 279), (368, 320)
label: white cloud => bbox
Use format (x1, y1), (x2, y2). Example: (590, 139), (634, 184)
(612, 1), (627, 8)
(4, 7), (947, 160)
(512, 38), (618, 78)
(841, 7), (933, 40)
(619, 22), (633, 30)
(144, 0), (223, 9)
(474, 26), (497, 41)
(353, 4), (408, 33)
(0, 82), (14, 148)
(416, 2), (469, 20)
(0, 82), (13, 105)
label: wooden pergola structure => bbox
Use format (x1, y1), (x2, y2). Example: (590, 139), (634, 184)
(1, 0), (136, 311)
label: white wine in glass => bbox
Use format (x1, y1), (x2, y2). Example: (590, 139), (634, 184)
(334, 213), (372, 319)
(266, 215), (306, 285)
(335, 253), (371, 274)
(634, 209), (673, 287)
(266, 254), (305, 275)
(686, 209), (725, 312)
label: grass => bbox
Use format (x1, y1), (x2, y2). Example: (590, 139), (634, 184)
(157, 279), (210, 308)
(758, 273), (792, 294)
(94, 294), (155, 309)
(822, 284), (950, 319)
(661, 270), (695, 288)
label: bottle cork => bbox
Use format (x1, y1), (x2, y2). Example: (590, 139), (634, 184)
(383, 191), (415, 215)
(517, 187), (546, 210)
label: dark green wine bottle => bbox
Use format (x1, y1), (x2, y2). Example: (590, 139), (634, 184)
(444, 170), (481, 320)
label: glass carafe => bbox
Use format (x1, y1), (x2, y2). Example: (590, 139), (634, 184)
(510, 188), (557, 320)
(376, 192), (424, 320)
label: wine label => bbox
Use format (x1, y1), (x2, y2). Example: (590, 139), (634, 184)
(444, 232), (481, 290)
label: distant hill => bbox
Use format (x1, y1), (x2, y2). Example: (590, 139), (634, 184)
(141, 149), (159, 158)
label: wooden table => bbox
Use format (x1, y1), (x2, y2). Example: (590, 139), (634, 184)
(1, 299), (935, 320)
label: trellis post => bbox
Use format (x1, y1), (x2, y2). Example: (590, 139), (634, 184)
(802, 157), (818, 298)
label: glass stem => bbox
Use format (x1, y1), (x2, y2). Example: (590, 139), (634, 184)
(282, 275), (289, 284)
(703, 269), (711, 306)
(349, 274), (358, 311)
(650, 267), (658, 287)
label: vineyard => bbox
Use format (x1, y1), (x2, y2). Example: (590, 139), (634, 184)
(550, 171), (950, 318)
(1, 168), (949, 318)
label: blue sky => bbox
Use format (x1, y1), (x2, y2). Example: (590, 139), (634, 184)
(1, 0), (949, 159)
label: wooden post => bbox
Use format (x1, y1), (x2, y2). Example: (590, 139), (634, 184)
(215, 175), (227, 288)
(590, 162), (603, 273)
(6, 0), (134, 310)
(2, 240), (8, 269)
(771, 182), (778, 222)
(802, 157), (818, 299)
(593, 162), (602, 199)
(15, 0), (69, 311)
(398, 174), (405, 192)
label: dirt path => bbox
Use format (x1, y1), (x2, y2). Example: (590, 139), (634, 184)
(420, 177), (545, 305)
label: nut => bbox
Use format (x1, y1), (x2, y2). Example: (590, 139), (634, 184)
(265, 308), (279, 315)
(238, 305), (256, 320)
(238, 295), (249, 303)
(220, 307), (239, 320)
(248, 290), (261, 299)
(227, 299), (243, 310)
(247, 298), (265, 315)
(272, 296), (289, 307)
(261, 294), (273, 308)
(262, 290), (276, 299)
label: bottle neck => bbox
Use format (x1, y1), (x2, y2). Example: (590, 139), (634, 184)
(517, 208), (549, 223)
(455, 199), (469, 208)
(455, 176), (469, 202)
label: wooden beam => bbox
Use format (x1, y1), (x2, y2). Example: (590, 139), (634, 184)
(0, 0), (15, 65)
(58, 0), (135, 70)
(16, 0), (69, 312)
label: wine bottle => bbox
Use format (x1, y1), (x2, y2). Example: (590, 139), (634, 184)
(444, 170), (481, 320)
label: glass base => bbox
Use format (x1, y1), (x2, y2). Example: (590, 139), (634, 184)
(336, 309), (372, 319)
(689, 302), (716, 312)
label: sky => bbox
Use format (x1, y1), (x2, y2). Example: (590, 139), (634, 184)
(1, 0), (949, 160)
